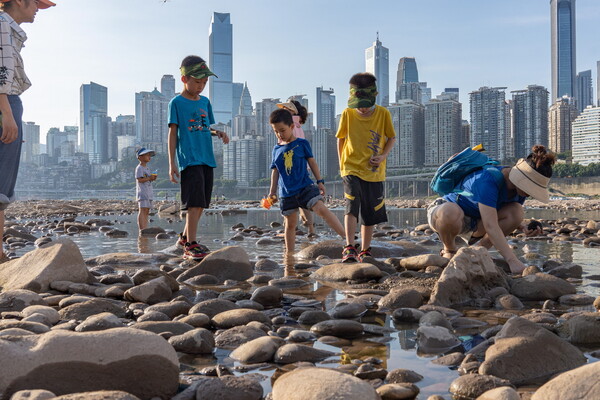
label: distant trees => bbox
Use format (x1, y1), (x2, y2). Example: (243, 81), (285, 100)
(553, 162), (600, 178)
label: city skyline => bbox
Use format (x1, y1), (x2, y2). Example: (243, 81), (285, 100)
(19, 0), (600, 143)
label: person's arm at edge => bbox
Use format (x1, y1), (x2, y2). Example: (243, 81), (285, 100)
(269, 168), (279, 200)
(168, 124), (179, 183)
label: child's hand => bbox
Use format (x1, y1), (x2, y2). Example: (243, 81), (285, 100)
(216, 130), (229, 144)
(0, 114), (18, 144)
(369, 155), (386, 167)
(268, 193), (278, 203)
(169, 165), (179, 183)
(317, 182), (326, 196)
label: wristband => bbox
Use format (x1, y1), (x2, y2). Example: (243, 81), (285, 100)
(316, 179), (325, 184)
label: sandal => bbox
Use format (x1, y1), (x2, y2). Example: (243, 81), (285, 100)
(358, 247), (372, 262)
(440, 248), (457, 259)
(342, 244), (359, 263)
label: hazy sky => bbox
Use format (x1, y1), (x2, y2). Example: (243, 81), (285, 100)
(19, 0), (600, 142)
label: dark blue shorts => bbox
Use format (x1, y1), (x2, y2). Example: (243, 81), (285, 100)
(280, 184), (323, 216)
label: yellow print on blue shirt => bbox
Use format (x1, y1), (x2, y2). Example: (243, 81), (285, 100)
(284, 148), (294, 175)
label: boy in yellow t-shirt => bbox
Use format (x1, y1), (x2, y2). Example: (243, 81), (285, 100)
(336, 73), (396, 262)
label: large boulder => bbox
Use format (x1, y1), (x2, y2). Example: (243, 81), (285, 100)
(123, 277), (173, 305)
(416, 325), (461, 354)
(0, 328), (179, 399)
(556, 312), (600, 344)
(272, 367), (381, 400)
(0, 239), (93, 292)
(428, 247), (509, 307)
(176, 246), (253, 283)
(377, 287), (424, 311)
(85, 252), (170, 267)
(312, 263), (383, 282)
(531, 361), (600, 400)
(479, 317), (586, 385)
(509, 273), (576, 300)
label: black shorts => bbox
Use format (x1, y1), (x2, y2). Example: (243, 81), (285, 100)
(280, 184), (323, 216)
(181, 165), (213, 210)
(342, 175), (387, 226)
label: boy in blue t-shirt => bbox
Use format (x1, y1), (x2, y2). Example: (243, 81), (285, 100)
(267, 109), (345, 253)
(168, 55), (229, 261)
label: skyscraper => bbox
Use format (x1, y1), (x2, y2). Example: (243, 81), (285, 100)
(424, 95), (462, 166)
(397, 57), (419, 84)
(110, 115), (135, 160)
(232, 82), (243, 118)
(160, 75), (175, 100)
(387, 100), (424, 168)
(255, 98), (280, 178)
(209, 12), (233, 124)
(551, 0), (576, 101)
(316, 87), (335, 130)
(365, 34), (389, 107)
(239, 82), (253, 116)
(21, 122), (40, 164)
(549, 96), (578, 154)
(576, 70), (593, 113)
(419, 82), (432, 104)
(396, 82), (422, 104)
(511, 85), (549, 158)
(572, 106), (600, 165)
(80, 82), (109, 163)
(312, 128), (338, 179)
(597, 61), (600, 107)
(469, 87), (509, 161)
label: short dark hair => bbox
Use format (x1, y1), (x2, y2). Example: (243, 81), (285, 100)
(349, 73), (377, 88)
(0, 0), (32, 10)
(180, 55), (206, 69)
(270, 109), (293, 126)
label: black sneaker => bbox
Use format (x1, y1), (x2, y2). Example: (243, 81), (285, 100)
(342, 244), (358, 263)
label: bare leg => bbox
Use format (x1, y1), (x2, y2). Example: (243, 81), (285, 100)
(344, 214), (358, 246)
(479, 202), (524, 249)
(284, 212), (298, 253)
(137, 207), (150, 231)
(299, 208), (315, 235)
(360, 224), (375, 251)
(184, 207), (204, 243)
(429, 202), (465, 253)
(311, 201), (345, 238)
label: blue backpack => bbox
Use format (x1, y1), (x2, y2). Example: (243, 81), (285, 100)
(430, 147), (503, 196)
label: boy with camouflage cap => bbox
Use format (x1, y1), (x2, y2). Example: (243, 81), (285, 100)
(168, 55), (229, 261)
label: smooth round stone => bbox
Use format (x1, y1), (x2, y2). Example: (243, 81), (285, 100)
(495, 294), (524, 310)
(329, 302), (367, 319)
(268, 278), (309, 289)
(310, 319), (364, 339)
(155, 233), (170, 240)
(250, 286), (283, 307)
(287, 329), (316, 342)
(185, 274), (220, 286)
(317, 335), (352, 347)
(386, 368), (424, 383)
(236, 300), (264, 311)
(138, 311), (171, 322)
(449, 374), (513, 400)
(392, 308), (424, 323)
(211, 308), (271, 329)
(419, 311), (453, 330)
(376, 382), (420, 400)
(291, 299), (322, 308)
(219, 290), (251, 302)
(298, 310), (331, 326)
(176, 313), (210, 328)
(255, 258), (280, 271)
(246, 275), (271, 284)
(168, 328), (215, 354)
(559, 294), (595, 306)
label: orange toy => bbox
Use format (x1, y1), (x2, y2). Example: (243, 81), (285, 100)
(261, 196), (276, 209)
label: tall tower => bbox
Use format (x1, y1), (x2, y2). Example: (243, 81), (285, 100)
(316, 87), (336, 130)
(397, 57), (419, 84)
(511, 85), (549, 158)
(21, 122), (40, 164)
(239, 82), (253, 116)
(551, 0), (576, 102)
(469, 87), (509, 162)
(576, 70), (593, 112)
(365, 34), (389, 107)
(160, 75), (175, 100)
(80, 82), (108, 164)
(209, 12), (233, 124)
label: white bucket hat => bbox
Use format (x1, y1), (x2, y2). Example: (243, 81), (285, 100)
(508, 159), (551, 203)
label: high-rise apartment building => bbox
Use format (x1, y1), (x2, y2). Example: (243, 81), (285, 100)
(80, 82), (109, 164)
(47, 126), (78, 159)
(461, 120), (471, 150)
(232, 114), (256, 138)
(469, 87), (508, 162)
(312, 128), (338, 179)
(443, 88), (460, 101)
(511, 85), (549, 158)
(597, 61), (600, 107)
(365, 34), (389, 107)
(549, 96), (579, 154)
(419, 82), (432, 105)
(209, 12), (233, 124)
(109, 115), (135, 160)
(396, 57), (419, 103)
(232, 82), (243, 118)
(160, 75), (175, 100)
(424, 96), (462, 166)
(572, 106), (600, 165)
(255, 98), (280, 179)
(236, 135), (264, 187)
(396, 82), (422, 104)
(387, 100), (424, 168)
(551, 0), (576, 101)
(316, 87), (335, 130)
(135, 88), (169, 153)
(21, 122), (40, 164)
(576, 70), (593, 113)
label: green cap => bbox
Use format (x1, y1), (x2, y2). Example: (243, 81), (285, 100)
(180, 62), (218, 79)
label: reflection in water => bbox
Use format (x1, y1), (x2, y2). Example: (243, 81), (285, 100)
(137, 235), (153, 254)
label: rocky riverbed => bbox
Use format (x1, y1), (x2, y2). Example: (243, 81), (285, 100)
(1, 200), (600, 399)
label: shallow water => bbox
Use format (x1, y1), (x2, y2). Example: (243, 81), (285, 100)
(7, 207), (600, 398)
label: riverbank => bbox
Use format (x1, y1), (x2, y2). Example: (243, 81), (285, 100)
(1, 202), (600, 399)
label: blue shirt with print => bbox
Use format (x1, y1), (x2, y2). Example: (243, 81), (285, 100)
(168, 94), (216, 171)
(270, 138), (315, 198)
(444, 166), (525, 219)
